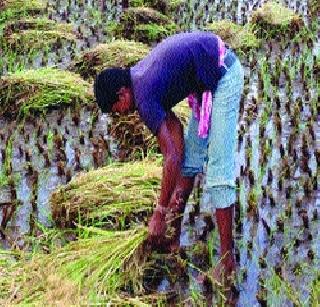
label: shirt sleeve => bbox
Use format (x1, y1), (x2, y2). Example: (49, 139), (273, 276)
(137, 98), (167, 135)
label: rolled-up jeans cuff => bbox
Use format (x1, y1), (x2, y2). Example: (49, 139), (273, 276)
(208, 185), (236, 209)
(181, 166), (202, 177)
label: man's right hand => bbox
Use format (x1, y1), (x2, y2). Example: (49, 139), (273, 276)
(147, 206), (167, 248)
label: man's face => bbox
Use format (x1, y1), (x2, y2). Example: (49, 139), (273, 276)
(111, 87), (134, 114)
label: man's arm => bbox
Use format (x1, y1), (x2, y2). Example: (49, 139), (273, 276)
(156, 111), (184, 208)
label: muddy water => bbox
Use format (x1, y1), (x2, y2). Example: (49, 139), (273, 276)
(0, 107), (116, 244)
(0, 0), (319, 305)
(149, 11), (319, 306)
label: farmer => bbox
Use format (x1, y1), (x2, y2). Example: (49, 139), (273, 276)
(94, 31), (244, 279)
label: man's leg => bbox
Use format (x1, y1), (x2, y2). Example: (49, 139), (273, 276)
(206, 54), (244, 279)
(216, 204), (235, 276)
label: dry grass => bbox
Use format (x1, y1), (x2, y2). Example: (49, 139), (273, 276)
(108, 111), (160, 161)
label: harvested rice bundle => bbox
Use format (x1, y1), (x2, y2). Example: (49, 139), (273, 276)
(250, 1), (304, 38)
(1, 16), (76, 54)
(115, 7), (177, 45)
(50, 160), (162, 228)
(1, 0), (46, 12)
(0, 227), (152, 305)
(206, 20), (261, 56)
(0, 68), (94, 119)
(3, 16), (72, 33)
(70, 40), (150, 80)
(139, 0), (184, 15)
(3, 28), (77, 53)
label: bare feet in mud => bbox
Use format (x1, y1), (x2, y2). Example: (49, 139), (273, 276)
(212, 255), (239, 306)
(213, 254), (236, 282)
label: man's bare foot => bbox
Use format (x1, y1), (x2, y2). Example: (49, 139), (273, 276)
(210, 253), (238, 305)
(212, 253), (236, 285)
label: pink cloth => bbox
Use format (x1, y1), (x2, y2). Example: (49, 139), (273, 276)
(187, 92), (212, 138)
(187, 36), (227, 138)
(218, 36), (227, 69)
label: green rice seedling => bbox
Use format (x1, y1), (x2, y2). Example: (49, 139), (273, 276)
(24, 221), (77, 254)
(265, 267), (307, 305)
(187, 260), (228, 305)
(0, 67), (94, 120)
(207, 226), (219, 267)
(70, 39), (150, 80)
(0, 171), (9, 186)
(0, 226), (151, 305)
(4, 134), (13, 176)
(188, 285), (207, 307)
(0, 0), (46, 13)
(205, 20), (261, 58)
(310, 274), (320, 306)
(247, 187), (259, 214)
(0, 47), (32, 73)
(50, 159), (163, 228)
(129, 0), (145, 7)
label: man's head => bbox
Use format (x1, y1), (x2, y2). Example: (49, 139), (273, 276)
(94, 68), (135, 114)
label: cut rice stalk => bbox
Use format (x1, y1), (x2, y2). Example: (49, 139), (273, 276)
(50, 159), (163, 228)
(1, 227), (150, 305)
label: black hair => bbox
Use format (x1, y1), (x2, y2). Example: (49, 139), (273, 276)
(94, 68), (132, 113)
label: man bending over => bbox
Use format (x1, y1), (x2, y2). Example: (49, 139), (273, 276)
(94, 30), (244, 279)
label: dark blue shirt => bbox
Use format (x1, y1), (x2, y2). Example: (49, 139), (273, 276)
(130, 30), (223, 135)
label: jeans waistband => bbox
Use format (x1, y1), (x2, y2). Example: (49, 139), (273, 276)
(219, 49), (237, 79)
(224, 49), (237, 69)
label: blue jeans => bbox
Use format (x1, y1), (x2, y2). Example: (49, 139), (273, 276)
(181, 49), (244, 209)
